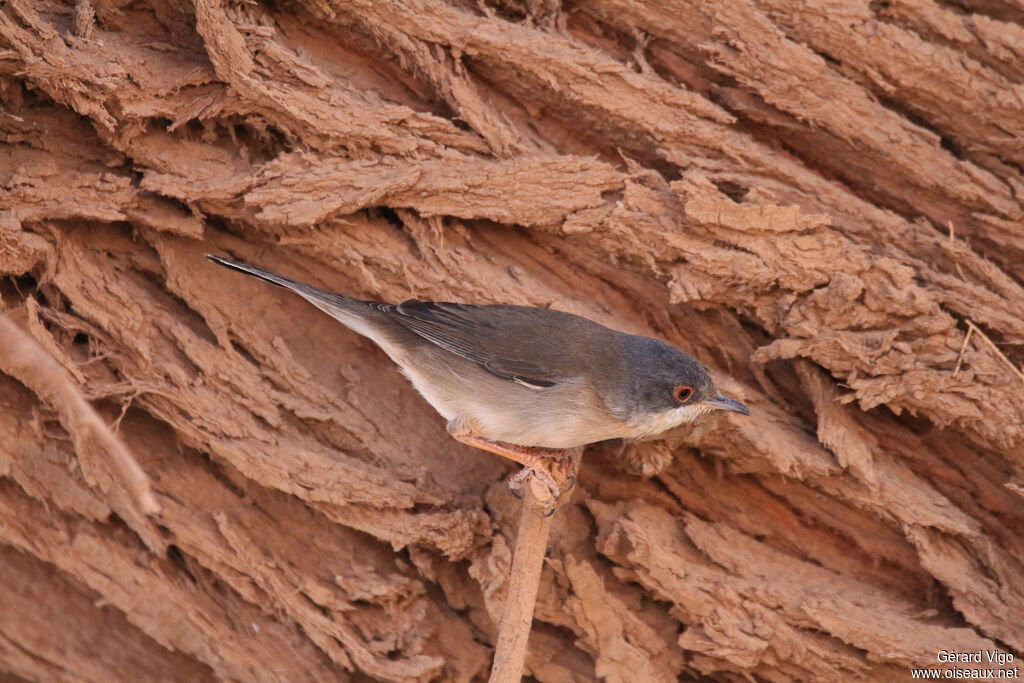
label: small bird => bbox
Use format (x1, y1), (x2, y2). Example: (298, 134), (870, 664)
(208, 255), (749, 497)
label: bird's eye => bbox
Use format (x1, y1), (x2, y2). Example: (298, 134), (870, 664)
(673, 385), (694, 403)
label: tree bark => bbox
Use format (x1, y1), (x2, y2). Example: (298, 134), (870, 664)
(1, 0), (1022, 680)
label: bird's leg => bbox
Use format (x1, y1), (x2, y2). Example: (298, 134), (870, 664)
(449, 433), (548, 466)
(449, 432), (573, 508)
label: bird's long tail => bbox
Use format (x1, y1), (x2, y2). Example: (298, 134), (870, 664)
(206, 254), (380, 336)
(207, 254), (327, 296)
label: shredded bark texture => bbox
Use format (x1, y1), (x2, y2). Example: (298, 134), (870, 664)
(0, 0), (1022, 680)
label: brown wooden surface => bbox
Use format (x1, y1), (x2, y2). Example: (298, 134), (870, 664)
(1, 0), (1023, 680)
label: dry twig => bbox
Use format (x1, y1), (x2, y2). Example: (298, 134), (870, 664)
(0, 313), (160, 516)
(490, 450), (581, 683)
(965, 319), (1024, 385)
(948, 221), (966, 279)
(954, 325), (973, 376)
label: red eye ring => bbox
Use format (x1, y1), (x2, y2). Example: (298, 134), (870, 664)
(673, 385), (694, 403)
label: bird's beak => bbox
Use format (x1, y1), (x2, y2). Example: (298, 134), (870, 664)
(704, 394), (750, 416)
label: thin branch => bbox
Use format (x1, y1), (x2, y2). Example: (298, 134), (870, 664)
(490, 449), (581, 683)
(948, 220), (965, 279)
(489, 485), (553, 683)
(0, 313), (160, 516)
(954, 325), (973, 376)
(966, 319), (1024, 385)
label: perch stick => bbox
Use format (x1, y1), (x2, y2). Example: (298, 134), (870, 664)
(0, 313), (160, 516)
(966, 319), (1024, 384)
(490, 451), (580, 683)
(489, 483), (553, 683)
(954, 325), (973, 376)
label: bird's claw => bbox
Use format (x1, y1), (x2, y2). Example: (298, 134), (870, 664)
(508, 460), (570, 516)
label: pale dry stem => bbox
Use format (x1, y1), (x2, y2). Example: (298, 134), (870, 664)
(965, 319), (1024, 385)
(954, 325), (973, 376)
(0, 313), (160, 516)
(489, 448), (581, 683)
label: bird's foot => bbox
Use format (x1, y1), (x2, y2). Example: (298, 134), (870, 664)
(508, 450), (577, 516)
(450, 431), (576, 514)
(508, 462), (561, 513)
(511, 469), (576, 500)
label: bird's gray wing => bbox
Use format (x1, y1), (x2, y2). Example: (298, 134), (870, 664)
(206, 255), (587, 387)
(374, 300), (579, 388)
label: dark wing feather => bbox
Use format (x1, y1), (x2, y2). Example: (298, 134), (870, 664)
(374, 300), (579, 387)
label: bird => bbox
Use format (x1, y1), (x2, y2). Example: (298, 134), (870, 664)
(207, 254), (749, 500)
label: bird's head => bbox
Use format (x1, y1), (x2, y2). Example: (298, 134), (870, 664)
(610, 336), (749, 439)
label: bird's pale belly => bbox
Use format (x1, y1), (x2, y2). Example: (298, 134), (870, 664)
(460, 393), (628, 449)
(395, 352), (630, 449)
